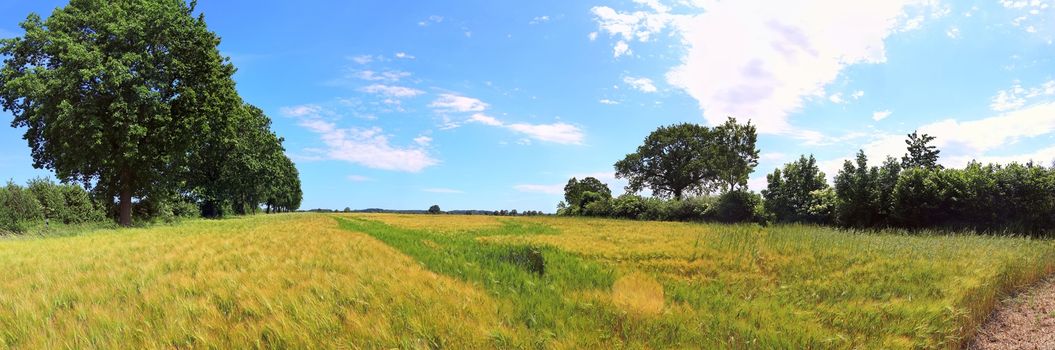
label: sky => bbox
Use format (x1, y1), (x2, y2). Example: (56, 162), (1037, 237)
(1, 0), (1054, 212)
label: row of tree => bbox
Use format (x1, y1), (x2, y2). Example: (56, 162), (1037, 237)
(766, 141), (1055, 234)
(0, 0), (302, 226)
(562, 119), (1055, 236)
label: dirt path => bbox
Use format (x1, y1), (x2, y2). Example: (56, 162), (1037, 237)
(968, 277), (1055, 350)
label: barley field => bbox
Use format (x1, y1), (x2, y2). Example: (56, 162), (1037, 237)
(0, 213), (1052, 349)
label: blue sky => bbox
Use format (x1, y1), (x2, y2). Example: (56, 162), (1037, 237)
(1, 1), (1054, 212)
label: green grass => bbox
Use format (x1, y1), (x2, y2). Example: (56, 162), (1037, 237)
(0, 213), (1051, 349)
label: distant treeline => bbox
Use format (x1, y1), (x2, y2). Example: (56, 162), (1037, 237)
(309, 207), (550, 216)
(559, 120), (1055, 236)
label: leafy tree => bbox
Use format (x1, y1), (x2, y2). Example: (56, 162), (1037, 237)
(834, 150), (880, 227)
(762, 155), (828, 223)
(428, 205), (442, 214)
(26, 177), (64, 222)
(875, 156), (902, 224)
(901, 131), (941, 169)
(562, 177), (612, 213)
(711, 118), (760, 191)
(614, 118), (758, 199)
(0, 0), (238, 226)
(0, 181), (42, 233)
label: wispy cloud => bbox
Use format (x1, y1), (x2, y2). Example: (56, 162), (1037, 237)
(282, 106), (438, 172)
(872, 110), (892, 121)
(360, 84), (424, 98)
(513, 184), (564, 194)
(991, 80), (1055, 112)
(623, 76), (657, 93)
(467, 113), (584, 145)
(430, 94), (489, 113)
(424, 188), (463, 194)
(418, 15), (444, 27)
(599, 99), (620, 105)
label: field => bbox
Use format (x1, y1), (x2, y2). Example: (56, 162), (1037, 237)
(0, 213), (1052, 349)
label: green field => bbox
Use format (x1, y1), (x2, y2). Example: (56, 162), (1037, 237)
(0, 213), (1051, 348)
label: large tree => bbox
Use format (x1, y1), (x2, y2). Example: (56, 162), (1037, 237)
(614, 118), (758, 199)
(0, 0), (238, 226)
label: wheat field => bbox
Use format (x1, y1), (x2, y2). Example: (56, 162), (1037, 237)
(0, 213), (1052, 348)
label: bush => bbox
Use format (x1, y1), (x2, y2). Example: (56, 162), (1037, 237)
(714, 190), (761, 223)
(611, 194), (647, 219)
(666, 196), (715, 221)
(583, 199), (612, 217)
(0, 181), (43, 233)
(26, 177), (64, 221)
(58, 184), (104, 224)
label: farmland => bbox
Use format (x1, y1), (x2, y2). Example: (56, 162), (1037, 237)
(0, 213), (1051, 348)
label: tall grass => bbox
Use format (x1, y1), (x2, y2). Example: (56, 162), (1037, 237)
(0, 213), (1050, 348)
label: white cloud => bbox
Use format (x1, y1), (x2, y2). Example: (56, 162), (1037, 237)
(414, 136), (433, 146)
(513, 184), (564, 194)
(419, 15), (444, 27)
(759, 152), (787, 162)
(851, 90), (865, 99)
(991, 80), (1055, 111)
(354, 70), (411, 83)
(588, 32), (599, 41)
(347, 175), (371, 182)
(280, 104), (322, 117)
(599, 99), (620, 105)
(430, 94), (489, 113)
(466, 113), (584, 145)
(822, 102), (1055, 174)
(613, 41), (631, 57)
(946, 26), (960, 39)
(424, 188), (463, 194)
(506, 122), (584, 145)
(829, 93), (845, 104)
(624, 76), (657, 93)
(287, 106), (438, 172)
(594, 0), (946, 138)
(872, 110), (892, 121)
(360, 84), (424, 98)
(530, 15), (551, 24)
(468, 113), (503, 126)
(351, 55), (375, 65)
(394, 52), (415, 59)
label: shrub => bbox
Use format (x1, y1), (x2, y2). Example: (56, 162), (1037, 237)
(714, 190), (761, 223)
(0, 181), (43, 233)
(583, 199), (612, 217)
(58, 184), (103, 224)
(666, 196), (715, 221)
(611, 194), (648, 219)
(26, 177), (64, 222)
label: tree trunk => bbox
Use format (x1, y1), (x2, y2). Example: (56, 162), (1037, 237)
(118, 186), (132, 227)
(673, 188), (684, 200)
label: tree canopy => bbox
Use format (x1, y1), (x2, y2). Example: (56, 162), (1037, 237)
(901, 131), (941, 169)
(0, 0), (301, 225)
(614, 118), (758, 199)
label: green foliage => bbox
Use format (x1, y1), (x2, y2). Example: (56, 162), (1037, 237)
(614, 118), (759, 199)
(0, 181), (43, 233)
(58, 183), (103, 224)
(834, 150), (881, 227)
(582, 198), (613, 217)
(0, 1), (303, 225)
(26, 177), (64, 221)
(901, 131), (942, 169)
(610, 194), (648, 219)
(428, 205), (442, 214)
(714, 190), (761, 223)
(0, 0), (242, 226)
(563, 177), (612, 213)
(762, 155), (828, 223)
